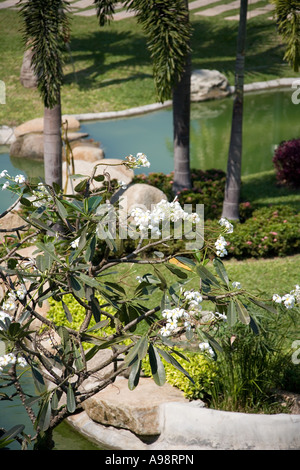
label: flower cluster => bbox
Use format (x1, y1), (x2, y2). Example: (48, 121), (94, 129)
(214, 218), (234, 257)
(130, 198), (201, 236)
(215, 235), (228, 257)
(219, 217), (233, 234)
(0, 353), (27, 374)
(160, 290), (203, 337)
(0, 170), (26, 190)
(272, 285), (300, 309)
(32, 182), (51, 208)
(124, 152), (151, 169)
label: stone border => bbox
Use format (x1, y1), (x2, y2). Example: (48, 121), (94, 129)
(69, 78), (296, 122)
(67, 401), (300, 450)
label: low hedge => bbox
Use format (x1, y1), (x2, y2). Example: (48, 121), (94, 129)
(131, 171), (300, 260)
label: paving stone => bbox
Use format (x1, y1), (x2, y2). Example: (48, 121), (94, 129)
(195, 0), (261, 16)
(225, 4), (274, 20)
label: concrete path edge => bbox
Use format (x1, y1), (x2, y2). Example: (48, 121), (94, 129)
(67, 401), (300, 450)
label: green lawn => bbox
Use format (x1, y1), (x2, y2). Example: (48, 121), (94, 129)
(0, 2), (298, 126)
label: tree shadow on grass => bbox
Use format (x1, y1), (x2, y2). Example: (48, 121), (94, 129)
(63, 14), (286, 92)
(63, 27), (151, 90)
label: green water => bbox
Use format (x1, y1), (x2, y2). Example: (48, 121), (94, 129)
(0, 88), (299, 214)
(0, 367), (103, 450)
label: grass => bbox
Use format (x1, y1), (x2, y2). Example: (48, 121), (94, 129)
(0, 1), (299, 126)
(241, 170), (300, 212)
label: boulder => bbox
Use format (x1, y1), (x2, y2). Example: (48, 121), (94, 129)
(83, 376), (188, 437)
(10, 133), (44, 160)
(62, 158), (134, 193)
(14, 115), (80, 138)
(117, 183), (168, 215)
(71, 145), (105, 162)
(190, 69), (230, 102)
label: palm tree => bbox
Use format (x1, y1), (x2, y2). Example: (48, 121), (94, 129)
(20, 0), (71, 188)
(271, 0), (299, 72)
(221, 0), (248, 220)
(96, 0), (192, 193)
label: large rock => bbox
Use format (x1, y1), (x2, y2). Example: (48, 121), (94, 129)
(62, 159), (134, 193)
(10, 133), (44, 160)
(71, 145), (105, 162)
(83, 377), (188, 437)
(14, 115), (80, 138)
(117, 183), (168, 215)
(191, 69), (230, 102)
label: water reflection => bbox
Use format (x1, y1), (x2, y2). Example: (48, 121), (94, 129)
(0, 88), (299, 214)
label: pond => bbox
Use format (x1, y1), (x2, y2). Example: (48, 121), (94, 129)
(0, 88), (299, 215)
(0, 363), (103, 450)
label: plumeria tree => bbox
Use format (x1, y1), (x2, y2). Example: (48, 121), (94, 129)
(0, 156), (299, 450)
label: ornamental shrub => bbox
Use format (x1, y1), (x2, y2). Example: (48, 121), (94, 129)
(142, 348), (218, 401)
(225, 205), (300, 259)
(273, 138), (300, 188)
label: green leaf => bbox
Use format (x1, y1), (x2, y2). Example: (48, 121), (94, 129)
(235, 300), (250, 325)
(156, 348), (194, 384)
(31, 364), (46, 393)
(196, 264), (220, 288)
(227, 299), (237, 327)
(148, 344), (166, 386)
(51, 391), (59, 411)
(213, 258), (229, 287)
(128, 358), (141, 390)
(36, 400), (51, 432)
(61, 300), (73, 323)
(67, 383), (76, 413)
(165, 263), (188, 279)
(55, 197), (68, 221)
(202, 330), (223, 354)
(249, 297), (278, 315)
(70, 275), (85, 298)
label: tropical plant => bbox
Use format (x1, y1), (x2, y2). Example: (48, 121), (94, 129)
(96, 0), (192, 193)
(0, 157), (299, 449)
(19, 0), (71, 188)
(271, 0), (300, 72)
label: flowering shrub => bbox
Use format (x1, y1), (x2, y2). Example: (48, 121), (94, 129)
(0, 155), (299, 449)
(273, 138), (300, 188)
(225, 205), (300, 258)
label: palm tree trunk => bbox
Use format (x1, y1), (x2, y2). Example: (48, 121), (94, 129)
(44, 95), (62, 188)
(222, 0), (248, 220)
(172, 0), (191, 195)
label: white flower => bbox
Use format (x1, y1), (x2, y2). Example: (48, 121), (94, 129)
(118, 180), (127, 190)
(136, 276), (143, 283)
(15, 174), (26, 184)
(2, 299), (16, 312)
(0, 170), (8, 178)
(125, 152), (150, 169)
(71, 237), (80, 249)
(2, 181), (9, 190)
(219, 217), (233, 234)
(0, 311), (10, 328)
(199, 342), (214, 357)
(282, 293), (295, 309)
(272, 294), (282, 304)
(17, 357), (27, 368)
(16, 284), (27, 300)
(215, 235), (228, 257)
(160, 326), (171, 337)
(214, 311), (227, 321)
(232, 281), (242, 289)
